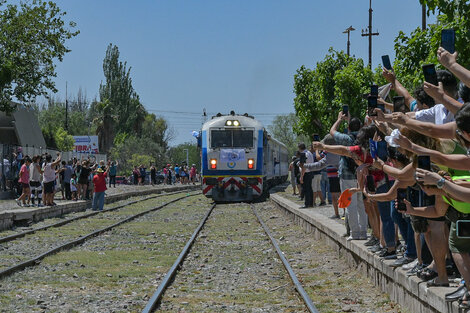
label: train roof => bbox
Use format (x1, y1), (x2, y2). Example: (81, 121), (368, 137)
(201, 112), (264, 130)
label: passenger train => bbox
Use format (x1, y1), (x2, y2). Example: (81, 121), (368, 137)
(199, 111), (289, 202)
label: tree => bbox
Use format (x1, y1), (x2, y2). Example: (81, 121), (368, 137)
(98, 44), (146, 151)
(93, 99), (116, 153)
(166, 143), (200, 169)
(54, 127), (74, 151)
(267, 113), (310, 156)
(142, 113), (171, 151)
(0, 0), (79, 113)
(393, 1), (470, 90)
(293, 49), (373, 137)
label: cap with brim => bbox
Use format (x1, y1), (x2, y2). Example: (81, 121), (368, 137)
(96, 168), (104, 173)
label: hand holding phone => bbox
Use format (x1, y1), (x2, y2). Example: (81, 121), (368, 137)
(313, 134), (320, 142)
(381, 55), (392, 70)
(441, 29), (455, 54)
(368, 96), (378, 116)
(417, 155), (431, 171)
(396, 188), (408, 212)
(422, 64), (438, 86)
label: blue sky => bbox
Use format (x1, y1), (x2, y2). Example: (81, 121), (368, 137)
(49, 0), (435, 145)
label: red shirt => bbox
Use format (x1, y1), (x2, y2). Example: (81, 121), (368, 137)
(93, 173), (107, 192)
(348, 145), (385, 184)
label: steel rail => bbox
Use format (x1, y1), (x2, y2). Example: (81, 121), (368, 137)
(0, 189), (193, 244)
(0, 193), (198, 280)
(251, 205), (319, 313)
(142, 203), (217, 313)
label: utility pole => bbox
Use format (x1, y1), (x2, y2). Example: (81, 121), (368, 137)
(65, 81), (68, 131)
(361, 0), (379, 68)
(421, 3), (426, 30)
(343, 26), (355, 56)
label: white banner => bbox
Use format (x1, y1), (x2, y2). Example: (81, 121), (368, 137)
(73, 136), (99, 154)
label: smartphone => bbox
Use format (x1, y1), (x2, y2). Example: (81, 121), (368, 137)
(376, 141), (388, 161)
(371, 84), (379, 97)
(313, 134), (320, 142)
(422, 64), (438, 86)
(396, 188), (408, 212)
(366, 175), (375, 193)
(342, 105), (349, 115)
(441, 29), (456, 54)
(369, 139), (377, 159)
(417, 155), (431, 171)
(381, 55), (392, 70)
(393, 96), (405, 113)
(368, 96), (378, 116)
(456, 220), (470, 238)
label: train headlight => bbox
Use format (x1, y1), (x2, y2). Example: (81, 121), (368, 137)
(248, 158), (254, 169)
(225, 120), (240, 126)
(210, 159), (217, 169)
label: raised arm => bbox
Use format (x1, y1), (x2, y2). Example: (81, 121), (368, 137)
(312, 142), (351, 158)
(438, 48), (470, 88)
(404, 196), (448, 218)
(391, 113), (457, 139)
(423, 82), (463, 115)
(383, 68), (415, 109)
(396, 135), (470, 171)
(330, 111), (347, 136)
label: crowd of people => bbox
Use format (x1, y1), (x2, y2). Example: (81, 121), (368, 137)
(289, 46), (470, 308)
(161, 163), (199, 185)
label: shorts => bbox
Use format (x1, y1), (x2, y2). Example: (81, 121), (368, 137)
(21, 183), (30, 189)
(176, 174), (180, 179)
(328, 177), (341, 193)
(311, 175), (322, 193)
(44, 181), (54, 194)
(449, 221), (470, 254)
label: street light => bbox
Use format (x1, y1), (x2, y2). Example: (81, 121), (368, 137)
(343, 26), (355, 56)
(183, 149), (189, 167)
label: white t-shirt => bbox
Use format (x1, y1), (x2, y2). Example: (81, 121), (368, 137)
(303, 150), (315, 173)
(415, 104), (454, 125)
(29, 163), (41, 182)
(42, 163), (56, 183)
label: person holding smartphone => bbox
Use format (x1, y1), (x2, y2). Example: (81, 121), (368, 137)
(298, 142), (315, 208)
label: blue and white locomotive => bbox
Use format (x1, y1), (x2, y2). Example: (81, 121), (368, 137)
(199, 111), (288, 202)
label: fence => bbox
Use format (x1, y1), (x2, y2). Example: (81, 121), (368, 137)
(0, 143), (107, 194)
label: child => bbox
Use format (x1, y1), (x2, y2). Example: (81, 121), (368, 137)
(70, 173), (78, 201)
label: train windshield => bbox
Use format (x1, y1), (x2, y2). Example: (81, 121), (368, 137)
(211, 129), (253, 148)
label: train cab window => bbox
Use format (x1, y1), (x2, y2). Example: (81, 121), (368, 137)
(211, 130), (232, 148)
(210, 129), (254, 148)
(233, 130), (253, 148)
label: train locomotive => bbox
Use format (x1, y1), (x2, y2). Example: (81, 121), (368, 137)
(199, 111), (288, 202)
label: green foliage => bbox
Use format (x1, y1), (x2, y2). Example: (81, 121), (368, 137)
(0, 0), (79, 113)
(293, 48), (373, 137)
(109, 135), (165, 175)
(142, 113), (171, 151)
(127, 154), (154, 171)
(54, 127), (74, 151)
(267, 113), (310, 157)
(97, 44), (146, 153)
(394, 3), (470, 91)
(166, 143), (200, 169)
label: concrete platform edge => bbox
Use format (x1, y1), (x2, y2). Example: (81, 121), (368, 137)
(270, 193), (460, 313)
(0, 185), (201, 231)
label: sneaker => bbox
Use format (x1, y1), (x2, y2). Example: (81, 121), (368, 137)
(15, 199), (22, 206)
(364, 237), (378, 247)
(378, 249), (397, 259)
(391, 256), (415, 268)
(319, 202), (326, 206)
(329, 215), (340, 219)
(402, 259), (419, 271)
(347, 236), (360, 241)
(406, 263), (425, 276)
(23, 204), (30, 207)
(368, 244), (382, 253)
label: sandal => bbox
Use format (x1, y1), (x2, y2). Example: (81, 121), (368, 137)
(417, 268), (438, 281)
(459, 291), (470, 309)
(426, 278), (449, 287)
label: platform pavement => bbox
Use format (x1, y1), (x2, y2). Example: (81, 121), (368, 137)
(270, 193), (461, 313)
(0, 183), (200, 231)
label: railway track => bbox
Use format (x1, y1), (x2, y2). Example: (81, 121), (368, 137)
(144, 202), (319, 313)
(0, 191), (199, 279)
(0, 189), (191, 245)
